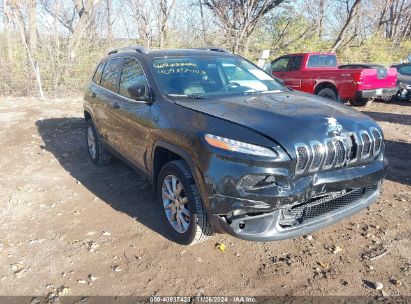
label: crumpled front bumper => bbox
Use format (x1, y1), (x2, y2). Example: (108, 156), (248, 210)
(211, 183), (380, 241)
(205, 153), (388, 241)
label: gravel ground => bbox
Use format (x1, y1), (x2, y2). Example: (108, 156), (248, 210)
(0, 97), (410, 298)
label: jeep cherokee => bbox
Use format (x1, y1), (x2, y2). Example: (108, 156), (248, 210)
(83, 46), (387, 245)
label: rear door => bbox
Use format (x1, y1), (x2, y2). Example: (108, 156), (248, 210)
(271, 55), (303, 89)
(98, 58), (125, 146)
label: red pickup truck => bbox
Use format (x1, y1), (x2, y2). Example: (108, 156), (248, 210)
(270, 52), (398, 106)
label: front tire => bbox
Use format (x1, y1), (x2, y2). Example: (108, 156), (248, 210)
(157, 160), (213, 245)
(86, 119), (112, 166)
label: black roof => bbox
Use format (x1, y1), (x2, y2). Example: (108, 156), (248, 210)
(105, 46), (234, 60)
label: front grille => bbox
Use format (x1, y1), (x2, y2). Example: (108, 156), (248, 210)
(280, 184), (378, 226)
(294, 128), (382, 175)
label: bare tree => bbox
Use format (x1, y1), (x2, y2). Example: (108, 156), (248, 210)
(159, 0), (177, 48)
(106, 0), (114, 44)
(7, 0), (45, 99)
(330, 0), (362, 52)
(377, 0), (411, 40)
(3, 0), (13, 61)
(203, 0), (285, 54)
(68, 0), (103, 57)
(126, 0), (156, 48)
(28, 0), (37, 56)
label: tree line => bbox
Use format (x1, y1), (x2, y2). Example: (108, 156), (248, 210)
(1, 0), (410, 98)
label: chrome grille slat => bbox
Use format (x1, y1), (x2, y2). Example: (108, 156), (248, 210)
(370, 128), (382, 155)
(322, 139), (336, 170)
(360, 130), (372, 159)
(334, 139), (346, 167)
(294, 143), (310, 174)
(308, 141), (324, 172)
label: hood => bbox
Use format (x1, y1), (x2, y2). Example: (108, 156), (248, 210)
(175, 91), (378, 154)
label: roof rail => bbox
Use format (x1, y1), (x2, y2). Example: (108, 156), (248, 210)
(195, 47), (231, 54)
(107, 45), (148, 55)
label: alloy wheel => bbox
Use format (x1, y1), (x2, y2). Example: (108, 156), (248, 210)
(162, 175), (190, 233)
(87, 126), (96, 159)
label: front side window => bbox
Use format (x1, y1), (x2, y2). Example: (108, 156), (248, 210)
(150, 56), (285, 98)
(398, 65), (411, 76)
(307, 55), (337, 68)
(288, 56), (302, 71)
(100, 58), (124, 92)
(119, 58), (149, 99)
(271, 57), (290, 72)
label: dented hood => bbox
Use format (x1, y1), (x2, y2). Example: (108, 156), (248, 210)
(175, 90), (379, 154)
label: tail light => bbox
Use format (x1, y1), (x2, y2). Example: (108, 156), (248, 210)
(353, 72), (363, 85)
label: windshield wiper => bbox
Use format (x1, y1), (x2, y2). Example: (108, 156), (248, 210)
(243, 90), (283, 96)
(167, 93), (205, 99)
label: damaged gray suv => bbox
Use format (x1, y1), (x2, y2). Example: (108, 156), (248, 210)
(84, 46), (388, 245)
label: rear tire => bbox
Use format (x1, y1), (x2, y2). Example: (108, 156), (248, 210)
(157, 160), (213, 245)
(349, 98), (373, 107)
(317, 87), (339, 101)
(86, 119), (112, 166)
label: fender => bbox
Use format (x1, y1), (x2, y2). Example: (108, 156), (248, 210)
(151, 141), (216, 224)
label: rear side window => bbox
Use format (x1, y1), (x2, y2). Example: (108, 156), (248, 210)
(93, 62), (105, 84)
(271, 57), (290, 72)
(307, 55), (337, 68)
(398, 66), (411, 76)
(288, 56), (303, 71)
(119, 58), (149, 99)
(100, 58), (124, 92)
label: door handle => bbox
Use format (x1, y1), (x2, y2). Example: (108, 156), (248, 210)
(111, 101), (120, 109)
(91, 92), (96, 98)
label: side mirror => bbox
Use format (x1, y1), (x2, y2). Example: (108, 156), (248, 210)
(127, 83), (150, 102)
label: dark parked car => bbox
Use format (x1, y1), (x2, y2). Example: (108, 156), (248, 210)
(84, 46), (387, 245)
(391, 63), (411, 101)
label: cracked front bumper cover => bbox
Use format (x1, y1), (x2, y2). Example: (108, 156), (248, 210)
(212, 184), (380, 241)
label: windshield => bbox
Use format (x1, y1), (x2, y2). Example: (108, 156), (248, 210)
(149, 56), (285, 98)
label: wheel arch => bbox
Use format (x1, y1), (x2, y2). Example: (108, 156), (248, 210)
(314, 81), (338, 95)
(151, 141), (222, 233)
(151, 141), (198, 191)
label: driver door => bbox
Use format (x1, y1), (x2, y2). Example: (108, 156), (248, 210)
(271, 55), (302, 90)
(111, 58), (152, 171)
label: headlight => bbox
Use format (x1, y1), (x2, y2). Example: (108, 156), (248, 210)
(204, 134), (278, 158)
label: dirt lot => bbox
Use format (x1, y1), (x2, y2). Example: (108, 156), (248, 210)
(0, 97), (410, 298)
